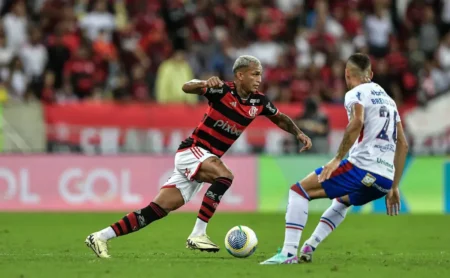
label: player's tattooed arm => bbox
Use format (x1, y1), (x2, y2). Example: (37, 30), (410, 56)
(268, 112), (312, 151)
(182, 77), (223, 95)
(335, 103), (365, 160)
(269, 112), (302, 136)
(182, 79), (208, 95)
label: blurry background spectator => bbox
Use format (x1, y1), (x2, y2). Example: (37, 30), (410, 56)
(155, 50), (197, 104)
(284, 97), (329, 154)
(0, 0), (446, 108)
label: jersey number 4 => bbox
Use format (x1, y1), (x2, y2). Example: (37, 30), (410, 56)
(376, 106), (397, 143)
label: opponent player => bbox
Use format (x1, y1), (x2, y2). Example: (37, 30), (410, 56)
(260, 53), (409, 265)
(85, 55), (312, 258)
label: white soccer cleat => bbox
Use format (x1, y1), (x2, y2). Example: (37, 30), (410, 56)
(186, 234), (220, 253)
(299, 244), (314, 263)
(85, 233), (110, 258)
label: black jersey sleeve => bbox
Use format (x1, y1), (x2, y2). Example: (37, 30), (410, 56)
(260, 96), (279, 116)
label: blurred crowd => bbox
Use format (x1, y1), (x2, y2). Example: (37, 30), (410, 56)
(0, 0), (449, 106)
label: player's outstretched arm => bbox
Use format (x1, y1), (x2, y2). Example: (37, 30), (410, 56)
(182, 77), (223, 95)
(182, 79), (208, 95)
(318, 103), (364, 182)
(268, 112), (312, 152)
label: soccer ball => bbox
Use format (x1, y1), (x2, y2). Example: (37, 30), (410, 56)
(224, 225), (258, 258)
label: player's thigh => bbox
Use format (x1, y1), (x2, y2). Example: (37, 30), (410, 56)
(160, 170), (204, 209)
(297, 171), (328, 199)
(313, 160), (362, 200)
(195, 156), (234, 183)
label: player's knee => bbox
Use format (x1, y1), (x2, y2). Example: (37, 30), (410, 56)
(290, 183), (310, 200)
(224, 170), (234, 180)
(154, 199), (183, 212)
(336, 196), (352, 207)
(216, 169), (234, 181)
(154, 188), (185, 212)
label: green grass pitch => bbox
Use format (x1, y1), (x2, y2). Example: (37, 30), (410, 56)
(0, 212), (449, 278)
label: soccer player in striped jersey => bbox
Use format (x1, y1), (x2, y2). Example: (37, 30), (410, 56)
(260, 53), (409, 265)
(85, 55), (312, 258)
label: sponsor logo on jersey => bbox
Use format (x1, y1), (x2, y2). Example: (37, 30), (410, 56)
(377, 158), (394, 171)
(374, 144), (395, 153)
(250, 99), (260, 104)
(213, 120), (243, 136)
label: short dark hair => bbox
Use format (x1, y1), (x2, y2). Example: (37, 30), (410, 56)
(347, 53), (371, 71)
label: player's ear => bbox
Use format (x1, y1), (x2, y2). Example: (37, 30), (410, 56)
(236, 71), (244, 81)
(344, 68), (350, 79)
(369, 70), (374, 80)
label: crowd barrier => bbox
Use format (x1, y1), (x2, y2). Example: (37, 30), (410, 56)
(0, 155), (447, 214)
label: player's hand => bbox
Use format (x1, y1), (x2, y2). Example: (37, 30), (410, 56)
(206, 76), (224, 88)
(318, 158), (340, 183)
(297, 133), (312, 152)
(385, 187), (400, 216)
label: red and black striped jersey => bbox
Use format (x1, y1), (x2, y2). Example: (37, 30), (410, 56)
(178, 81), (279, 157)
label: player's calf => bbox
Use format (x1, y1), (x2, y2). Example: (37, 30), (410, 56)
(85, 188), (184, 258)
(197, 176), (233, 223)
(111, 202), (168, 236)
(108, 188), (184, 238)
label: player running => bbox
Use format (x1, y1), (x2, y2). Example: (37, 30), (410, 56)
(85, 55), (312, 258)
(260, 53), (409, 265)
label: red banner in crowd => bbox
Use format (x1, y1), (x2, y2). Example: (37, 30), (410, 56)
(44, 102), (415, 154)
(44, 102), (349, 153)
(0, 155), (257, 212)
(45, 102), (350, 129)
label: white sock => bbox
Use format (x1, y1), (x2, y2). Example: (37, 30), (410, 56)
(189, 218), (208, 237)
(282, 188), (309, 256)
(305, 199), (349, 249)
(97, 226), (117, 241)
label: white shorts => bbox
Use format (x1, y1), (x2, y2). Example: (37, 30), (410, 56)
(162, 146), (217, 203)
